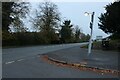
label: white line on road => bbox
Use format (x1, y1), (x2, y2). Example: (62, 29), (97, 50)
(5, 61), (15, 64)
(17, 59), (24, 61)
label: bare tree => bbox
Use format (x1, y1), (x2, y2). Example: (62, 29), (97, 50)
(10, 2), (30, 32)
(75, 25), (81, 41)
(32, 1), (61, 43)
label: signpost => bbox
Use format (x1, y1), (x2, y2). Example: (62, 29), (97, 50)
(84, 12), (95, 56)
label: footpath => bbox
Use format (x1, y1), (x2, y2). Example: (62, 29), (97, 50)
(41, 46), (119, 75)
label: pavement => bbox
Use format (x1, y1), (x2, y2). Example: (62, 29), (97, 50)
(2, 43), (119, 78)
(43, 46), (119, 71)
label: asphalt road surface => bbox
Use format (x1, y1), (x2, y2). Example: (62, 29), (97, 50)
(2, 43), (118, 78)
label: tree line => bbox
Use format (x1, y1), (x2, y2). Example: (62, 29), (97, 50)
(3, 1), (119, 46)
(98, 1), (120, 39)
(2, 1), (90, 46)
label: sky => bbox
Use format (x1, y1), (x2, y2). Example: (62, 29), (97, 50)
(54, 2), (110, 39)
(27, 0), (114, 39)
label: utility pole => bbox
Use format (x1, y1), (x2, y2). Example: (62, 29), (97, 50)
(84, 12), (95, 56)
(88, 12), (95, 56)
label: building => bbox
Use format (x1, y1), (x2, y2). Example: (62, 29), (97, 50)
(96, 36), (103, 41)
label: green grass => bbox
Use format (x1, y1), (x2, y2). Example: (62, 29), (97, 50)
(80, 44), (88, 48)
(80, 40), (120, 52)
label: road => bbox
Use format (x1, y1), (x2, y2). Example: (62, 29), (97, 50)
(2, 43), (118, 78)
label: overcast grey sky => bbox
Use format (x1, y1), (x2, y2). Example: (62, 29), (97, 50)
(55, 2), (111, 39)
(28, 1), (113, 39)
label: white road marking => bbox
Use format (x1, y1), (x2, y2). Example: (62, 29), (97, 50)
(17, 59), (24, 61)
(5, 61), (15, 64)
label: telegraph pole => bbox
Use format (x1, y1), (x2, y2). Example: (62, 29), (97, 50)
(88, 12), (95, 56)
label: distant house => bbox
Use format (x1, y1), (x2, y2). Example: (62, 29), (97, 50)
(96, 36), (103, 41)
(102, 36), (110, 41)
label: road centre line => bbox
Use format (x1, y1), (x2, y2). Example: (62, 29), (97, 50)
(5, 58), (25, 64)
(17, 59), (24, 61)
(5, 61), (15, 64)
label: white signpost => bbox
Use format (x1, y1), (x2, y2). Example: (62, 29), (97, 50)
(84, 12), (95, 56)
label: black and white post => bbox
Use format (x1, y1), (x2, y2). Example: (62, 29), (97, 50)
(84, 12), (95, 56)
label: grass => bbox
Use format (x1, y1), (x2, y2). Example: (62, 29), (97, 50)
(80, 40), (120, 52)
(80, 44), (88, 48)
